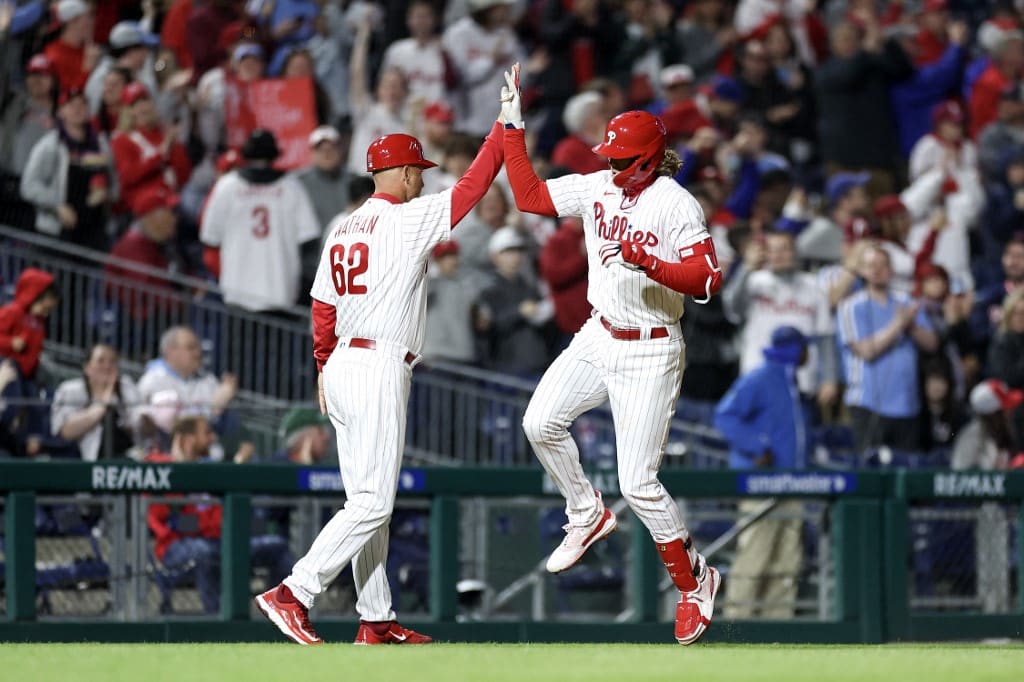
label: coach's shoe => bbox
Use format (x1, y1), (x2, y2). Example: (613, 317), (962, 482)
(545, 492), (618, 573)
(354, 620), (433, 645)
(674, 562), (720, 646)
(255, 584), (323, 645)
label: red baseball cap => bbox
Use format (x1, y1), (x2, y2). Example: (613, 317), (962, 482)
(431, 240), (460, 259)
(922, 0), (948, 12)
(58, 88), (86, 107)
(121, 82), (151, 106)
(133, 186), (180, 217)
(873, 195), (907, 218)
(26, 54), (54, 76)
(424, 101), (455, 124)
(932, 100), (964, 127)
(366, 133), (437, 172)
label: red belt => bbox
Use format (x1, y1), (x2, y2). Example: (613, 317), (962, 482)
(348, 338), (417, 366)
(600, 316), (670, 341)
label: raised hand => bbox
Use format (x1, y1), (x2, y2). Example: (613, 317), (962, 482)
(500, 62), (523, 129)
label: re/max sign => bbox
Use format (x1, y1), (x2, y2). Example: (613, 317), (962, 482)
(91, 465), (172, 490)
(932, 473), (1005, 497)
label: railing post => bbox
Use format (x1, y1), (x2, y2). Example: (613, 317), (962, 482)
(5, 492), (36, 621)
(1019, 502), (1024, 614)
(631, 520), (661, 622)
(831, 498), (884, 643)
(430, 496), (459, 621)
(221, 492), (252, 621)
(882, 497), (910, 641)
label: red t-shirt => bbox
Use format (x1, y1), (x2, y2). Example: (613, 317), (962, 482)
(43, 38), (89, 90)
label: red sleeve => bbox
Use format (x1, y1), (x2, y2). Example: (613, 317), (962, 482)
(969, 76), (1000, 139)
(913, 230), (939, 278)
(539, 225), (588, 290)
(644, 237), (724, 299)
(202, 246), (221, 278)
(450, 121), (505, 227)
(169, 142), (193, 188)
(199, 505), (222, 539)
(112, 134), (166, 193)
(312, 299), (338, 372)
(503, 128), (558, 217)
(802, 13), (830, 63)
(147, 502), (175, 542)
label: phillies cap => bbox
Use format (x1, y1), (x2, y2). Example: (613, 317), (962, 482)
(660, 64), (695, 87)
(133, 186), (180, 216)
(26, 54), (55, 76)
(121, 81), (151, 106)
(488, 226), (526, 255)
(970, 379), (1024, 415)
(932, 100), (964, 127)
(424, 101), (455, 123)
(432, 240), (460, 259)
(309, 125), (341, 147)
(826, 171), (870, 205)
(58, 87), (87, 107)
(55, 0), (90, 23)
(109, 21), (159, 50)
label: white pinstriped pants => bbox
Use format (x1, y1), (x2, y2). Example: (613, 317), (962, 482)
(523, 315), (689, 543)
(284, 348), (410, 621)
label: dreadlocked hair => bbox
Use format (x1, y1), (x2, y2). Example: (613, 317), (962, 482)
(656, 148), (683, 177)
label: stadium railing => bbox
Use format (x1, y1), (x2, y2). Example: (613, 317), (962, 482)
(2, 461), (1021, 643)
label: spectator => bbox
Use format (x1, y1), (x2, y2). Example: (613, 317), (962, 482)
(381, 0), (448, 105)
(837, 244), (939, 455)
(969, 27), (1023, 140)
(0, 54), (55, 181)
(971, 236), (1024, 355)
(20, 88), (115, 250)
(736, 40), (800, 154)
(278, 47), (333, 125)
(454, 183), (512, 278)
(649, 64), (695, 117)
(84, 20), (159, 114)
(442, 0), (525, 136)
(416, 101), (455, 167)
(184, 0), (241, 78)
(111, 82), (192, 213)
(913, 0), (952, 67)
(980, 148), (1024, 267)
(423, 241), (478, 365)
(347, 14), (410, 175)
(918, 356), (967, 456)
(714, 326), (809, 620)
(550, 91), (608, 175)
(988, 287), (1024, 443)
(475, 227), (553, 375)
(871, 195), (938, 294)
(422, 131), (478, 195)
(93, 66), (129, 137)
(762, 20), (818, 168)
(915, 262), (974, 395)
(797, 171), (871, 274)
(815, 19), (913, 193)
(539, 217), (591, 342)
(195, 42), (266, 158)
(137, 326), (239, 459)
(257, 0), (318, 76)
(293, 125), (349, 232)
(275, 407), (332, 465)
(43, 0), (100, 91)
(0, 267), (58, 383)
(146, 415), (293, 614)
(977, 83), (1024, 185)
(614, 0), (680, 108)
(105, 186), (183, 324)
(51, 343), (142, 461)
(677, 0), (735, 83)
(951, 379), (1024, 469)
(200, 128), (320, 312)
(678, 291), (739, 419)
(723, 230), (838, 409)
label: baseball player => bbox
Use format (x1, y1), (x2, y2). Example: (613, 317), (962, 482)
(255, 116), (506, 645)
(499, 64), (723, 645)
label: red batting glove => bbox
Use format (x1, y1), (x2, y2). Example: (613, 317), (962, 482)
(619, 241), (656, 271)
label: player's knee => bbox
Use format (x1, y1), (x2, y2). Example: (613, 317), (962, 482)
(347, 492), (396, 528)
(618, 472), (662, 508)
(522, 408), (564, 444)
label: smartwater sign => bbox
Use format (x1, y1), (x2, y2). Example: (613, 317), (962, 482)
(932, 473), (1006, 497)
(297, 468), (426, 493)
(738, 472), (857, 495)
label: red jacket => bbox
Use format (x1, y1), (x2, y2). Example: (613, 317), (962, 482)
(539, 220), (592, 334)
(105, 229), (180, 321)
(0, 269), (54, 377)
(111, 127), (192, 214)
(145, 453), (223, 561)
(969, 65), (1013, 139)
(43, 39), (89, 91)
(550, 135), (607, 175)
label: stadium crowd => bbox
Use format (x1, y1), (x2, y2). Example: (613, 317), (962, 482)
(0, 0), (1023, 474)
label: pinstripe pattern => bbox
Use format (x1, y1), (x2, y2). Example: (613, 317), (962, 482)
(284, 190), (454, 618)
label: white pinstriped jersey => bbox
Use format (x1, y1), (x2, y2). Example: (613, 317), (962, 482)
(309, 191), (453, 354)
(546, 172), (710, 327)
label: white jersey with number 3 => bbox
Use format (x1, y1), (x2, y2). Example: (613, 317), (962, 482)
(310, 191), (453, 355)
(545, 171), (710, 327)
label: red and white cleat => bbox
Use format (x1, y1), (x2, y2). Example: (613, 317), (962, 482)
(255, 584), (323, 645)
(675, 564), (720, 645)
(354, 621), (433, 645)
(545, 492), (618, 573)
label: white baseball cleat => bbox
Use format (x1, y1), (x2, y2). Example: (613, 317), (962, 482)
(545, 494), (618, 573)
(675, 562), (720, 645)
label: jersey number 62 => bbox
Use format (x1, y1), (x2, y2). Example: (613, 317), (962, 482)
(330, 242), (370, 296)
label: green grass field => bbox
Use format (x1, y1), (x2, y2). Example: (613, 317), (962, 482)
(4, 643), (1023, 682)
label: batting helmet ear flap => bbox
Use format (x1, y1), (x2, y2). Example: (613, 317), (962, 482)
(591, 111), (667, 194)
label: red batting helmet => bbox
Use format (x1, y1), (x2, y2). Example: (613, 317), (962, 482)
(591, 111), (667, 193)
(366, 134), (438, 173)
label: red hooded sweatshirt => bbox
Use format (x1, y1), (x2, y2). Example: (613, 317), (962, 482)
(0, 269), (55, 377)
(145, 452), (223, 560)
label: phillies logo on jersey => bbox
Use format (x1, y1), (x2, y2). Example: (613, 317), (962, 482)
(593, 202), (658, 246)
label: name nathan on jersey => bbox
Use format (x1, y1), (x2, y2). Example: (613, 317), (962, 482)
(593, 202), (658, 246)
(331, 215), (379, 239)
